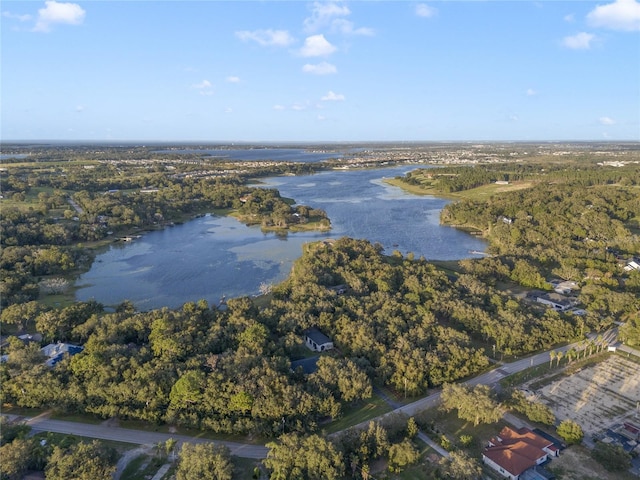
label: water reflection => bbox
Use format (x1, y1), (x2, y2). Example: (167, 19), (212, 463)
(76, 166), (486, 310)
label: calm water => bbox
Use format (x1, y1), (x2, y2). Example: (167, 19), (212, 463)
(75, 165), (487, 310)
(155, 148), (347, 163)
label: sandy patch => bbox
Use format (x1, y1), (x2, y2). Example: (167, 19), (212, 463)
(550, 445), (626, 480)
(536, 356), (640, 437)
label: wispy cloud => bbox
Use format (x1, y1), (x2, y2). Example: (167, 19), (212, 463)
(564, 13), (575, 23)
(2, 11), (33, 22)
(235, 29), (295, 47)
(273, 105), (286, 111)
(300, 34), (337, 57)
(75, 104), (85, 113)
(226, 76), (241, 83)
(416, 3), (437, 18)
(321, 91), (345, 101)
(302, 62), (337, 75)
(526, 88), (537, 96)
(33, 0), (85, 33)
(192, 80), (214, 95)
(599, 116), (616, 125)
(304, 2), (374, 36)
(304, 1), (350, 32)
(587, 0), (640, 32)
(331, 18), (374, 36)
(562, 32), (595, 49)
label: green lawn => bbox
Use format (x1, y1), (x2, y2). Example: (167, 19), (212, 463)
(323, 395), (393, 434)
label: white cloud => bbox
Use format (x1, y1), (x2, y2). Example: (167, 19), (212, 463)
(416, 4), (437, 18)
(562, 32), (596, 49)
(33, 0), (85, 32)
(302, 62), (337, 75)
(331, 18), (374, 36)
(300, 34), (337, 57)
(2, 11), (33, 22)
(192, 80), (214, 95)
(226, 76), (241, 83)
(321, 91), (345, 101)
(224, 107), (233, 114)
(75, 104), (85, 112)
(273, 105), (286, 111)
(193, 80), (212, 89)
(235, 29), (295, 47)
(291, 103), (306, 111)
(564, 13), (575, 22)
(304, 1), (350, 32)
(587, 0), (640, 31)
(509, 114), (519, 122)
(317, 115), (327, 121)
(526, 88), (537, 96)
(599, 116), (616, 125)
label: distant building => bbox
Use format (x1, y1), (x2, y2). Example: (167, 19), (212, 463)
(624, 258), (640, 272)
(535, 293), (576, 312)
(41, 342), (84, 367)
(483, 427), (559, 480)
(304, 327), (334, 352)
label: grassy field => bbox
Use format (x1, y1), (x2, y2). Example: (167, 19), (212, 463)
(384, 176), (534, 202)
(323, 394), (393, 434)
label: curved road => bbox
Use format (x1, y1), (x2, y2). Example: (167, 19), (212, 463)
(6, 332), (630, 460)
(3, 414), (268, 459)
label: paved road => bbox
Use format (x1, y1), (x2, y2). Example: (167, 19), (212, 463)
(6, 331), (630, 462)
(3, 414), (268, 460)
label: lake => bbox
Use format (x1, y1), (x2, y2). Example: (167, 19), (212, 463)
(154, 147), (352, 163)
(75, 165), (487, 310)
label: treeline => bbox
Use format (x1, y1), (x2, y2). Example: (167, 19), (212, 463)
(441, 182), (640, 324)
(400, 161), (640, 193)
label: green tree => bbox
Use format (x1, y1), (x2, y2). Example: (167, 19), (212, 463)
(556, 419), (583, 445)
(440, 383), (502, 426)
(591, 443), (632, 471)
(0, 438), (33, 480)
(387, 439), (419, 473)
(264, 433), (344, 480)
(439, 450), (483, 479)
(45, 440), (117, 480)
(175, 442), (233, 480)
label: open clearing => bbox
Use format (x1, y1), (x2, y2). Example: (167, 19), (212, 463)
(536, 355), (640, 437)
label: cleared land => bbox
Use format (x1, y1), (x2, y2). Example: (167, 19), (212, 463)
(536, 355), (640, 437)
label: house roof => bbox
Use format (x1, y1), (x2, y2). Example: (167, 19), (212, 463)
(305, 327), (332, 345)
(291, 356), (320, 374)
(484, 445), (542, 477)
(484, 427), (553, 477)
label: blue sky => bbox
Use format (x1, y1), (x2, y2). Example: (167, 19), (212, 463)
(2, 1), (639, 142)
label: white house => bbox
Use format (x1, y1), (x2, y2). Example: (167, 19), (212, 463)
(304, 327), (334, 352)
(624, 259), (640, 272)
(535, 293), (576, 312)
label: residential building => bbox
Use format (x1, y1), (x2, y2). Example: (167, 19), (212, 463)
(304, 327), (334, 352)
(483, 427), (559, 480)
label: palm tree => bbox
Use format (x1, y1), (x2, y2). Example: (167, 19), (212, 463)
(556, 350), (564, 367)
(549, 351), (556, 368)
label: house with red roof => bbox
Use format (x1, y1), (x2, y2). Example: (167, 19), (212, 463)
(482, 426), (559, 480)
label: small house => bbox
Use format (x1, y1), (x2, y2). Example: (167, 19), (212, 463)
(535, 293), (576, 312)
(41, 342), (84, 367)
(304, 327), (333, 352)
